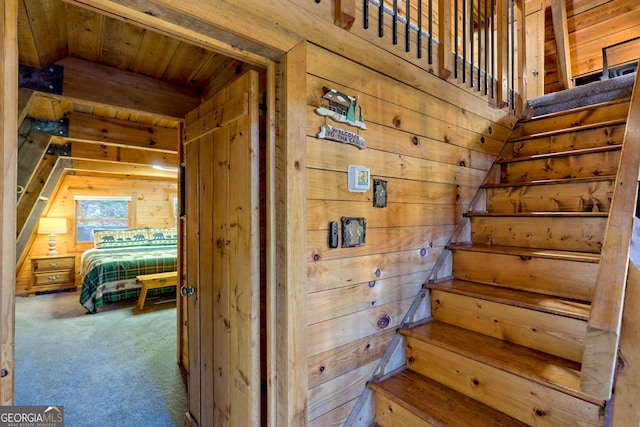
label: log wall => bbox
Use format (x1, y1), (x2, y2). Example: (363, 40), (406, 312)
(16, 174), (177, 294)
(303, 43), (512, 425)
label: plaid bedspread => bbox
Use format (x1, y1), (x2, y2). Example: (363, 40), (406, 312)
(79, 245), (178, 313)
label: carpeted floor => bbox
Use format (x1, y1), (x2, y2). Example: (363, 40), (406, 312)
(527, 72), (636, 116)
(14, 291), (188, 427)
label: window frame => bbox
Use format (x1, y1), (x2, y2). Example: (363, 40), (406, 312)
(73, 195), (133, 247)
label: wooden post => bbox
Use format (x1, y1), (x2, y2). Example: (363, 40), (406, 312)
(276, 41), (308, 426)
(492, 0), (509, 109)
(514, 0), (527, 115)
(335, 0), (356, 30)
(612, 261), (640, 425)
(551, 0), (573, 90)
(437, 0), (453, 79)
(0, 0), (18, 406)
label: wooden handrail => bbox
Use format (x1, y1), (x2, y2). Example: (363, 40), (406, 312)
(580, 71), (640, 400)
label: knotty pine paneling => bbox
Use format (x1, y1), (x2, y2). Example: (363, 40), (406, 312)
(304, 45), (510, 424)
(543, 0), (640, 92)
(16, 174), (177, 293)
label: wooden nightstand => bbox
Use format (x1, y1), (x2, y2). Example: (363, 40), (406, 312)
(29, 255), (76, 297)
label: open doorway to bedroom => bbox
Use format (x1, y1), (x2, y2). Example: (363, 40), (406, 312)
(13, 1), (273, 425)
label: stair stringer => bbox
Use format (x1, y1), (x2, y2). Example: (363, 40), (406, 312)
(342, 140), (512, 427)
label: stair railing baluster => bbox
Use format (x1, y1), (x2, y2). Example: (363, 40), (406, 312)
(406, 0), (411, 52)
(418, 0), (423, 60)
(454, 0), (459, 78)
(364, 0), (370, 29)
(427, 0), (432, 63)
(379, 0), (384, 37)
(393, 0), (399, 44)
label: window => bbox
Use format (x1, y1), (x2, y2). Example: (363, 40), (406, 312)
(75, 196), (131, 243)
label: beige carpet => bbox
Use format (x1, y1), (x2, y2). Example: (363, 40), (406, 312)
(14, 291), (187, 427)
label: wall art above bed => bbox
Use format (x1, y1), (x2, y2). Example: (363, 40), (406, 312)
(93, 227), (178, 249)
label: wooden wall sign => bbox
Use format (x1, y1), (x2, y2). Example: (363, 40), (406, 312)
(317, 124), (366, 149)
(315, 88), (367, 130)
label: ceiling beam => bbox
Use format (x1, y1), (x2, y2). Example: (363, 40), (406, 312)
(61, 111), (179, 153)
(62, 0), (280, 64)
(47, 57), (201, 120)
(67, 159), (179, 180)
(50, 137), (179, 167)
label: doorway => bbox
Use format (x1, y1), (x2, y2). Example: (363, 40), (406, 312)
(9, 1), (275, 425)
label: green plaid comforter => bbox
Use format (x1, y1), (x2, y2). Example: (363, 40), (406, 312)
(79, 245), (177, 313)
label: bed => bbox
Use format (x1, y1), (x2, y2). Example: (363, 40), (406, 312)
(79, 227), (178, 313)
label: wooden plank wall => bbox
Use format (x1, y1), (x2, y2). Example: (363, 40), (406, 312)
(15, 174), (177, 294)
(304, 43), (512, 426)
(544, 0), (640, 93)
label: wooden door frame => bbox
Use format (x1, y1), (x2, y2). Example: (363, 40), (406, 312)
(1, 0), (18, 406)
(1, 1), (310, 425)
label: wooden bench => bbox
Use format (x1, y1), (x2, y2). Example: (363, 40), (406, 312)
(136, 271), (178, 310)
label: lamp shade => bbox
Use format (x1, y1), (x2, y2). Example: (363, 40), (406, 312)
(38, 217), (68, 235)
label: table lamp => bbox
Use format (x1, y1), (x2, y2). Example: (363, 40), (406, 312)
(38, 217), (68, 256)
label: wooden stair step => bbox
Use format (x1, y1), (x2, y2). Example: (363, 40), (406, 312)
(447, 245), (598, 301)
(370, 368), (528, 427)
(507, 124), (626, 160)
(514, 98), (630, 137)
(482, 175), (616, 189)
(446, 243), (600, 263)
(483, 177), (615, 213)
(425, 278), (591, 320)
(402, 320), (603, 407)
(499, 148), (621, 183)
(496, 144), (621, 164)
(508, 118), (627, 143)
(465, 211), (608, 218)
(468, 214), (605, 253)
(429, 280), (587, 362)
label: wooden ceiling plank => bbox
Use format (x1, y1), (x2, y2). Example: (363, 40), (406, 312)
(161, 43), (215, 88)
(17, 0), (39, 67)
(54, 56), (201, 120)
(66, 139), (179, 166)
(61, 0), (281, 64)
(64, 2), (104, 63)
(132, 29), (181, 79)
(100, 16), (144, 70)
(21, 0), (68, 68)
(63, 111), (179, 152)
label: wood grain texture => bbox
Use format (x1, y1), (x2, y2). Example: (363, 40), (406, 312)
(451, 247), (598, 301)
(405, 332), (602, 426)
(277, 42), (308, 427)
(513, 99), (630, 138)
(469, 215), (606, 252)
(1, 0), (18, 405)
(581, 72), (640, 399)
(372, 369), (530, 426)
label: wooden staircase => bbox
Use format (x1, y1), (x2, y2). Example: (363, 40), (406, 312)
(369, 97), (634, 426)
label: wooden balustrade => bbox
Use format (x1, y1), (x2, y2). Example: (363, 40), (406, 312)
(580, 71), (640, 400)
(362, 0), (526, 115)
